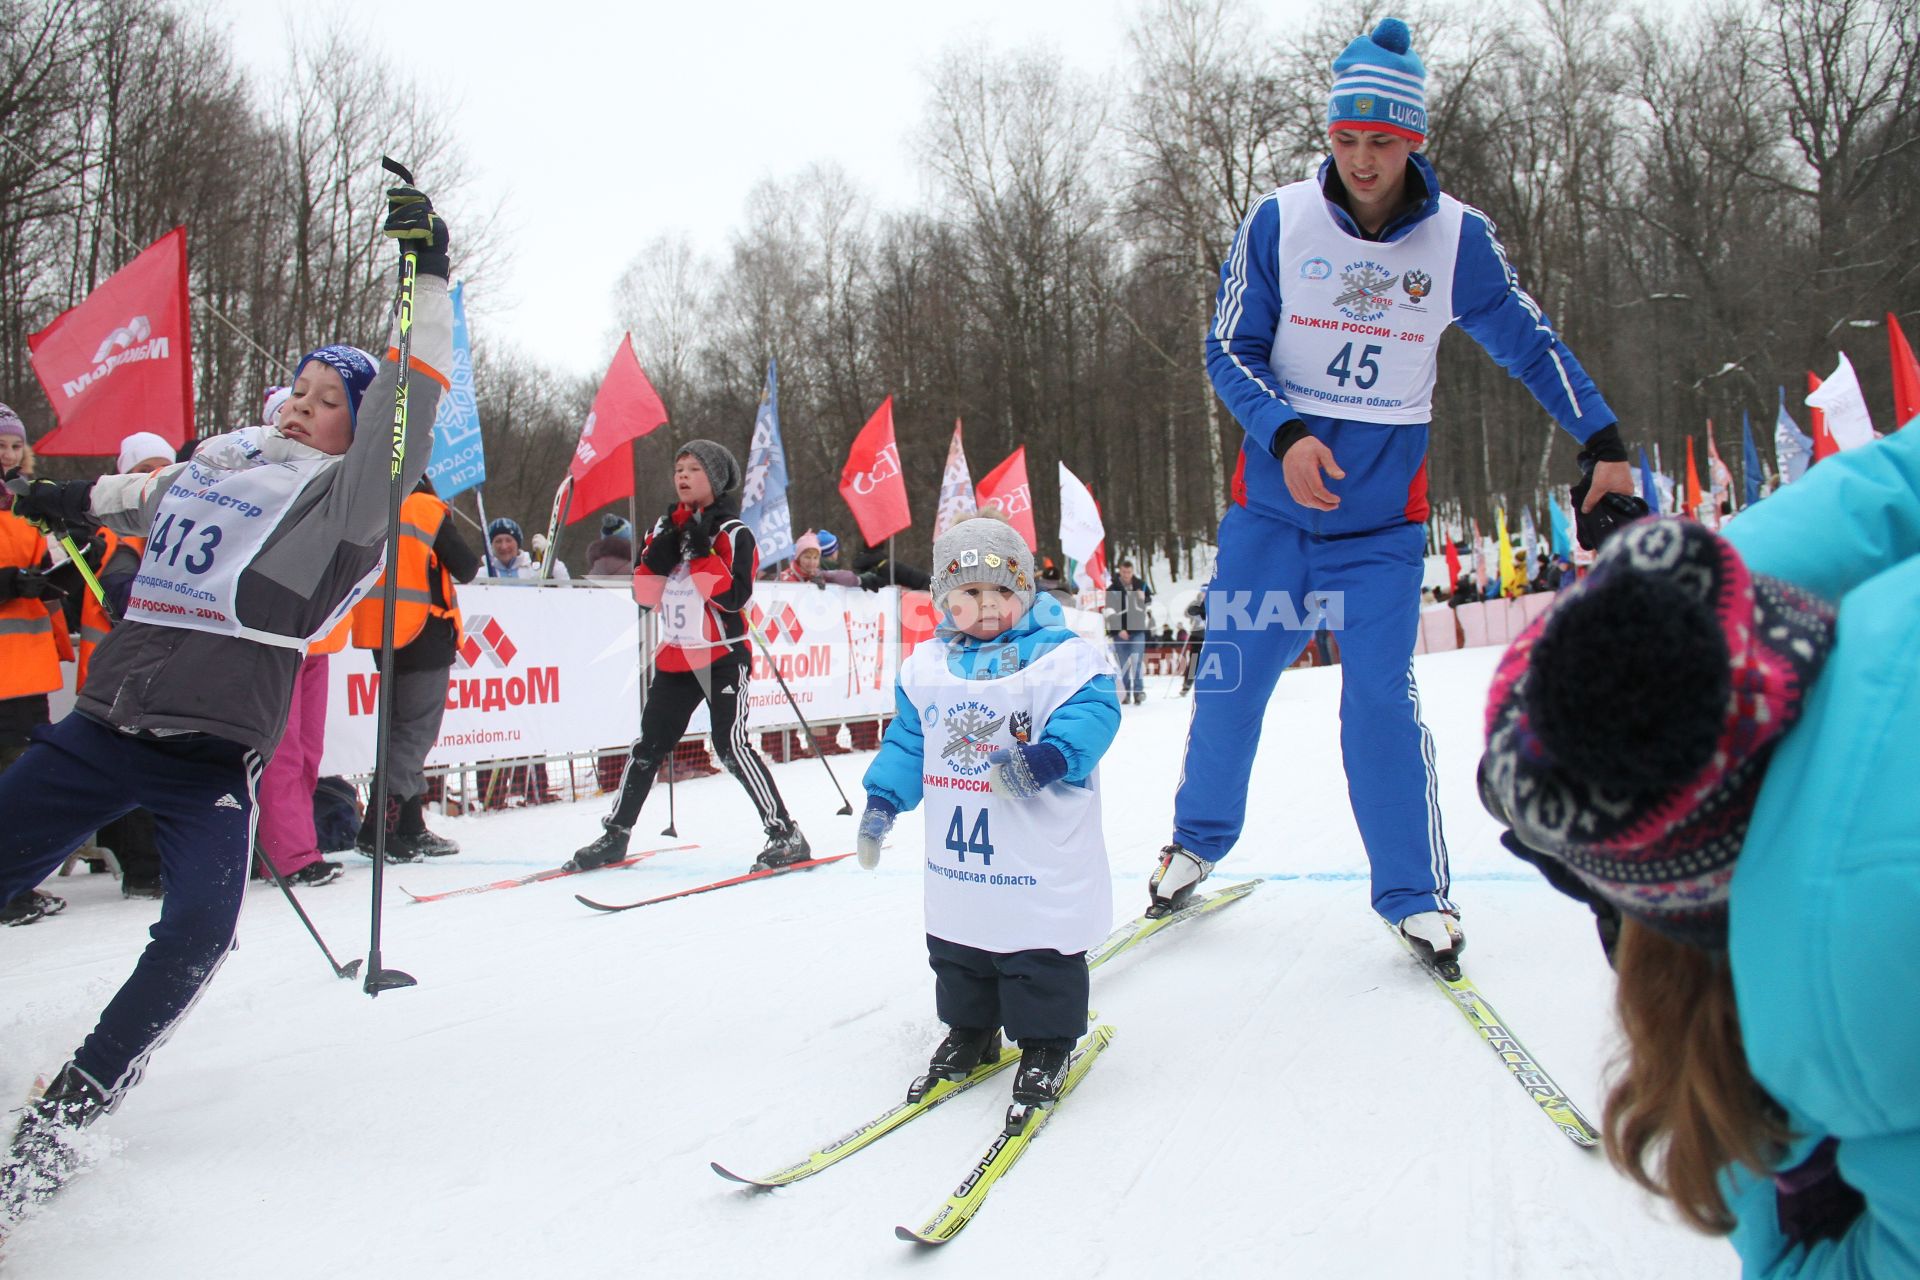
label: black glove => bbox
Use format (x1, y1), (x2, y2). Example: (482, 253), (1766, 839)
(1500, 831), (1621, 966)
(5, 472), (95, 538)
(857, 572), (884, 592)
(0, 567), (66, 602)
(640, 513), (682, 574)
(383, 185), (451, 281)
(681, 508), (718, 560)
(1571, 451), (1650, 552)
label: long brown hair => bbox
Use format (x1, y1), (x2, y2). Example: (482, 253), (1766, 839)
(1603, 918), (1790, 1233)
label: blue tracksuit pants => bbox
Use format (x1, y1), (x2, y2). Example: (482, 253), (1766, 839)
(0, 713), (259, 1107)
(1172, 505), (1452, 922)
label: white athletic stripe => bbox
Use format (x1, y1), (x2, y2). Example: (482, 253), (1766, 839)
(1210, 191), (1283, 403)
(724, 669), (780, 821)
(1333, 66), (1425, 92)
(106, 750), (262, 1106)
(1406, 667), (1452, 911)
(1548, 349), (1582, 419)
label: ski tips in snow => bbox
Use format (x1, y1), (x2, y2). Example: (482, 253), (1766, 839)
(1384, 919), (1602, 1149)
(576, 853), (856, 915)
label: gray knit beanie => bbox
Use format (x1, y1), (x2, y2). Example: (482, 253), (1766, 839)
(932, 516), (1036, 609)
(675, 438), (741, 497)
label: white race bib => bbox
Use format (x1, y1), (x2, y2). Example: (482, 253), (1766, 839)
(125, 457), (370, 649)
(657, 567), (710, 649)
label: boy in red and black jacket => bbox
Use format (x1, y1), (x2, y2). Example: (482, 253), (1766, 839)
(567, 439), (810, 873)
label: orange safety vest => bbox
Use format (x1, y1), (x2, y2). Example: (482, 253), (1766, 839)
(0, 510), (66, 699)
(309, 614), (352, 655)
(75, 528), (142, 692)
(351, 492), (463, 650)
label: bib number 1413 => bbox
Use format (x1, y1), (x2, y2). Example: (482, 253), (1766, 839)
(145, 513), (223, 574)
(944, 805), (994, 866)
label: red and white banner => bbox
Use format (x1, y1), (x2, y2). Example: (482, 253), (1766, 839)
(976, 446), (1036, 551)
(933, 419), (975, 539)
(320, 583), (646, 774)
(30, 226), (194, 455)
(838, 396), (911, 545)
(567, 334), (669, 524)
(688, 581), (898, 735)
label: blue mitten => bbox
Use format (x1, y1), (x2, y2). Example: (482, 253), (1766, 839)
(857, 798), (897, 869)
(986, 742), (1069, 801)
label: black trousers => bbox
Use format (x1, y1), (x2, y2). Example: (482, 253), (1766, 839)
(926, 935), (1089, 1048)
(608, 651), (790, 831)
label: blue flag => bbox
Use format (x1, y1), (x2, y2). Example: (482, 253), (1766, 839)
(425, 280), (486, 498)
(1548, 494), (1572, 556)
(741, 359), (795, 566)
(1741, 411), (1762, 507)
(1638, 447), (1660, 512)
(1774, 386), (1813, 485)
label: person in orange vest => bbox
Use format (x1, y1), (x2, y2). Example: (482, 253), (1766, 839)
(0, 404), (75, 926)
(351, 475), (479, 860)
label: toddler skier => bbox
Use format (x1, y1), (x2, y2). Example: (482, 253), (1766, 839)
(857, 515), (1121, 1107)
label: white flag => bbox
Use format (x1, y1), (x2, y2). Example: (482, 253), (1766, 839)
(1058, 461), (1108, 591)
(1806, 353), (1877, 451)
(933, 420), (975, 539)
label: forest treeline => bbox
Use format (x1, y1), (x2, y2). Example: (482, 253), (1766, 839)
(4, 0), (1915, 570)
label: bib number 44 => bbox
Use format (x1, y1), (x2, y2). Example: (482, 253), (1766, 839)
(944, 805), (995, 866)
(146, 513), (224, 574)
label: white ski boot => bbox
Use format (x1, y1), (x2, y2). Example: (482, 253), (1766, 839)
(1146, 844), (1211, 918)
(1398, 911), (1465, 966)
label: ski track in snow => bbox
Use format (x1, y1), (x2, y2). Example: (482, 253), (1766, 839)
(0, 647), (1736, 1278)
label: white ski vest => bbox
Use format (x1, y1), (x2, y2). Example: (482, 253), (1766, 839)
(125, 455), (378, 650)
(900, 633), (1113, 955)
(1270, 179), (1465, 424)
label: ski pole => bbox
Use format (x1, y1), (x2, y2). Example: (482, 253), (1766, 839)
(743, 616), (853, 816)
(0, 478), (109, 612)
(362, 154), (423, 998)
(253, 842), (362, 980)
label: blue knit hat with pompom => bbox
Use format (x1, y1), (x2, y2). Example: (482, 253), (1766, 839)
(1327, 17), (1428, 144)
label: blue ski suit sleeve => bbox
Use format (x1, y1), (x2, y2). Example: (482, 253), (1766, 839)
(1039, 671), (1122, 785)
(1451, 207), (1616, 442)
(863, 684), (927, 814)
(1723, 424), (1920, 602)
(1204, 193), (1303, 456)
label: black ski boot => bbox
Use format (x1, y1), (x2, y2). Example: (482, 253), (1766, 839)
(1, 1064), (107, 1231)
(906, 1027), (1004, 1103)
(397, 795), (459, 858)
(751, 819), (811, 871)
(1010, 1042), (1073, 1107)
(354, 794), (417, 862)
(566, 818), (632, 872)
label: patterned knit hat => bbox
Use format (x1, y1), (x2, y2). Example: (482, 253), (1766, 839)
(932, 515), (1035, 611)
(1478, 519), (1835, 948)
(0, 403), (25, 441)
(1327, 18), (1428, 144)
(293, 345), (379, 428)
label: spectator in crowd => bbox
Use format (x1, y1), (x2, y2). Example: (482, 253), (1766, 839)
(586, 514), (635, 577)
(529, 531), (570, 580)
(849, 537), (932, 591)
(486, 517), (535, 577)
(782, 530), (860, 588)
(1035, 556), (1072, 603)
(1450, 574), (1481, 606)
(0, 403), (70, 924)
(1104, 559), (1153, 705)
(351, 475), (479, 861)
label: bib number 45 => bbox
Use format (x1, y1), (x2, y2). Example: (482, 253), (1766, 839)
(1325, 341), (1383, 390)
(944, 805), (994, 866)
(146, 513), (223, 574)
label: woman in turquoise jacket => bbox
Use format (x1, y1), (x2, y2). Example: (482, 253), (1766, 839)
(1477, 423), (1920, 1277)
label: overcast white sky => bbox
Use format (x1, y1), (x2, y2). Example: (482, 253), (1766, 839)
(207, 0), (1167, 378)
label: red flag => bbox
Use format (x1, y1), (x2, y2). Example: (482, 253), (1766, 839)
(1443, 537), (1460, 591)
(1890, 313), (1920, 429)
(1685, 436), (1704, 515)
(1808, 370), (1839, 461)
(566, 335), (669, 525)
(975, 447), (1037, 551)
(29, 226), (193, 455)
(837, 396), (911, 544)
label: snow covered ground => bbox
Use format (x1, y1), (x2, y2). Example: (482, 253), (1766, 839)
(1, 646), (1737, 1278)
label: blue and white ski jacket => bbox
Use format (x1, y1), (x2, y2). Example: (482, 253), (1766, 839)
(863, 593), (1121, 816)
(1207, 155), (1617, 536)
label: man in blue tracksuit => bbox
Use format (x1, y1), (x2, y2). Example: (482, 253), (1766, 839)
(1147, 17), (1635, 961)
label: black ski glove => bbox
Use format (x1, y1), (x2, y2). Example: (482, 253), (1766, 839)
(5, 472), (95, 539)
(1571, 451), (1650, 552)
(682, 508), (719, 560)
(383, 185), (451, 281)
(0, 567), (66, 602)
(857, 572), (884, 592)
(640, 513), (682, 574)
